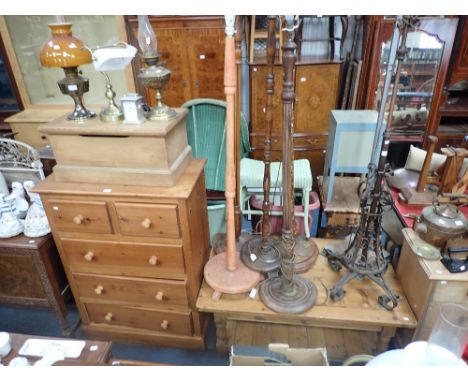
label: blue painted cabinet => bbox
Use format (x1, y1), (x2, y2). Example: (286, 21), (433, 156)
(322, 110), (383, 204)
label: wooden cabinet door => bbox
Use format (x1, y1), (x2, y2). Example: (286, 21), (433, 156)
(126, 16), (224, 107)
(147, 27), (191, 107)
(294, 64), (340, 134)
(185, 28), (225, 100)
(250, 65), (283, 136)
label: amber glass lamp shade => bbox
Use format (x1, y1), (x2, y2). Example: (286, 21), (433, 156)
(40, 23), (92, 68)
(39, 22), (96, 120)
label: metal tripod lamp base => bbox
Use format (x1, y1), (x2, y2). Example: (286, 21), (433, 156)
(204, 251), (264, 299)
(259, 275), (317, 314)
(323, 234), (400, 310)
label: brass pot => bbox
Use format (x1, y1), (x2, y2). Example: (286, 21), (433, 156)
(413, 203), (467, 247)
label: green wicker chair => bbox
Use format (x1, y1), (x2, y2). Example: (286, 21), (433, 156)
(181, 98), (250, 192)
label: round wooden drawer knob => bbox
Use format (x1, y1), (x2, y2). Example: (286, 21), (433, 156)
(141, 218), (152, 229)
(160, 320), (169, 330)
(155, 291), (164, 301)
(104, 312), (113, 322)
(84, 251), (95, 261)
(94, 285), (104, 295)
(148, 256), (158, 266)
(73, 214), (84, 225)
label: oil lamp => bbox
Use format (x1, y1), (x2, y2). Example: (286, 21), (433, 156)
(40, 22), (96, 120)
(137, 15), (177, 121)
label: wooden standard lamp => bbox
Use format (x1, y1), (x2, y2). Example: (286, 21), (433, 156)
(203, 16), (263, 300)
(258, 16), (318, 314)
(240, 15), (281, 273)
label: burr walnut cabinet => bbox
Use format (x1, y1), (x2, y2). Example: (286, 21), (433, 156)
(249, 59), (341, 185)
(33, 159), (211, 349)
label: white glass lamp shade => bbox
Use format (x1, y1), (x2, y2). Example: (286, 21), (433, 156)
(92, 43), (137, 71)
(137, 15), (157, 57)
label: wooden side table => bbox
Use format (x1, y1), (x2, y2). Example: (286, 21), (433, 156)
(1, 332), (112, 365)
(196, 238), (417, 362)
(0, 234), (78, 335)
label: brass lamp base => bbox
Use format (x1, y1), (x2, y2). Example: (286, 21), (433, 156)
(146, 102), (177, 121)
(58, 67), (96, 121)
(64, 106), (96, 121)
(100, 81), (123, 123)
(100, 106), (123, 123)
(139, 54), (177, 122)
(259, 275), (317, 314)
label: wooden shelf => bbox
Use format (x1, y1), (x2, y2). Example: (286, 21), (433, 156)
(250, 54), (343, 66)
(437, 123), (468, 135)
(439, 97), (468, 117)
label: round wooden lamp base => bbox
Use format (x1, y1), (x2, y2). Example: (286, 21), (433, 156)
(240, 236), (281, 273)
(292, 236), (320, 273)
(259, 275), (317, 314)
(204, 251), (264, 296)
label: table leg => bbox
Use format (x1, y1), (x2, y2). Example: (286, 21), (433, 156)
(31, 254), (76, 336)
(376, 326), (396, 353)
(214, 314), (229, 353)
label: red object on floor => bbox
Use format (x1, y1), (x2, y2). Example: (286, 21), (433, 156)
(463, 343), (468, 363)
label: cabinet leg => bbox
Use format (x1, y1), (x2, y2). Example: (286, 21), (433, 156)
(214, 314), (229, 353)
(32, 253), (73, 335)
(376, 327), (396, 353)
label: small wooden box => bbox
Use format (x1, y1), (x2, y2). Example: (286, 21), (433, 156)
(396, 228), (468, 345)
(39, 108), (192, 187)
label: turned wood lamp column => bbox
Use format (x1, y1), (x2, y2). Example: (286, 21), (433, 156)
(259, 16), (317, 314)
(203, 16), (263, 300)
(240, 16), (281, 273)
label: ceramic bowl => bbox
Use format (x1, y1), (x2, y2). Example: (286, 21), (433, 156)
(0, 332), (11, 358)
(9, 356), (31, 366)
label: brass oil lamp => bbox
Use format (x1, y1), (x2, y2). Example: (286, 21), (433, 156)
(137, 15), (177, 121)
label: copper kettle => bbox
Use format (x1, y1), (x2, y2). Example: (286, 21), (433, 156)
(413, 203), (467, 248)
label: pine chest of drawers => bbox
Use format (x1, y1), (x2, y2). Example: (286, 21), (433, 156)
(33, 159), (211, 349)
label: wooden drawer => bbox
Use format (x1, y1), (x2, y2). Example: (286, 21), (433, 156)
(62, 238), (186, 280)
(250, 134), (327, 151)
(85, 302), (193, 336)
(46, 200), (112, 234)
(294, 135), (328, 148)
(114, 202), (181, 238)
(74, 273), (189, 310)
